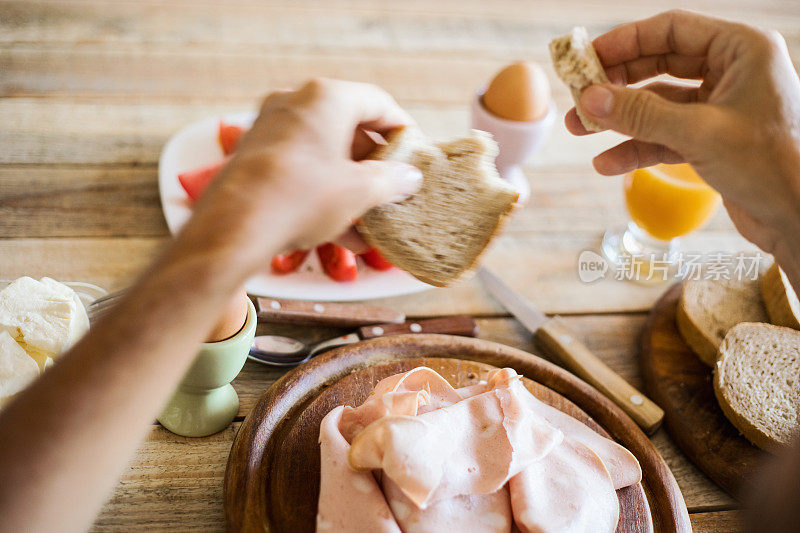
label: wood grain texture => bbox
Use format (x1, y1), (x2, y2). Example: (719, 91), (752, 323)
(90, 423), (238, 532)
(640, 283), (765, 498)
(0, 166), (167, 238)
(225, 336), (688, 532)
(689, 510), (745, 532)
(5, 0), (799, 49)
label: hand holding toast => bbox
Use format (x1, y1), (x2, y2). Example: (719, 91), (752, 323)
(564, 10), (800, 280)
(183, 79), (423, 277)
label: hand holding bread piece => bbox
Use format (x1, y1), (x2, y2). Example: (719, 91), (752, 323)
(549, 27), (610, 132)
(676, 278), (768, 366)
(714, 322), (800, 452)
(359, 127), (518, 287)
(760, 263), (800, 330)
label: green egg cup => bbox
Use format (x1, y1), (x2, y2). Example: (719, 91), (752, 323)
(158, 298), (256, 437)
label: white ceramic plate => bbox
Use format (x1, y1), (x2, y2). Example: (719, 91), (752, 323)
(158, 112), (431, 301)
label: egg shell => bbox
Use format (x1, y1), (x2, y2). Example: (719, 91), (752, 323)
(206, 286), (249, 342)
(482, 61), (551, 122)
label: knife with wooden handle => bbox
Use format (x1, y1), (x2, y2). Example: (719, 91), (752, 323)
(357, 315), (478, 339)
(477, 267), (664, 434)
(254, 297), (405, 327)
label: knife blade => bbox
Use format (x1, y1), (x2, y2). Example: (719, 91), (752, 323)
(478, 267), (664, 434)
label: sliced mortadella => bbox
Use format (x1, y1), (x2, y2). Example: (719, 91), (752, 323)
(339, 390), (431, 443)
(372, 366), (463, 411)
(316, 406), (401, 533)
(514, 382), (641, 489)
(468, 368), (642, 489)
(509, 438), (619, 533)
(339, 367), (463, 442)
(383, 476), (513, 533)
(348, 384), (562, 508)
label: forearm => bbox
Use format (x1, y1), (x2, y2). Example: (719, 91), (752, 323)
(0, 170), (294, 532)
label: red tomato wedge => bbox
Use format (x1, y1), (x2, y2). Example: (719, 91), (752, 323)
(317, 243), (358, 282)
(177, 159), (228, 202)
(218, 121), (246, 156)
(270, 250), (309, 274)
(359, 247), (393, 271)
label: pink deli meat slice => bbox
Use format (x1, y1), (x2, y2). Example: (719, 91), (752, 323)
(383, 476), (513, 533)
(516, 386), (641, 489)
(339, 367), (463, 443)
(509, 438), (620, 533)
(316, 406), (401, 533)
(372, 366), (463, 407)
(460, 368), (641, 490)
(347, 381), (563, 508)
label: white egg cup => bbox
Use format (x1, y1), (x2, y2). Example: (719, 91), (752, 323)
(471, 91), (556, 204)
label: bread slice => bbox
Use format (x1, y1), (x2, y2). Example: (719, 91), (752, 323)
(359, 127), (518, 287)
(549, 26), (610, 132)
(676, 278), (769, 366)
(714, 322), (800, 451)
(760, 263), (800, 329)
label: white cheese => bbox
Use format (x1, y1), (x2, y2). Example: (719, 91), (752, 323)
(0, 277), (90, 369)
(0, 330), (40, 407)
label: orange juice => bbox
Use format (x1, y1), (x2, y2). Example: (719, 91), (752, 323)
(624, 164), (720, 241)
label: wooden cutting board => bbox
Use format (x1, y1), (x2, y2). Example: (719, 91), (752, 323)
(640, 282), (765, 498)
(224, 334), (690, 532)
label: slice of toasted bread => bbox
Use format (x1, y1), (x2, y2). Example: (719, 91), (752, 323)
(676, 278), (769, 366)
(358, 127), (518, 287)
(714, 322), (800, 451)
(549, 26), (610, 132)
(760, 263), (800, 329)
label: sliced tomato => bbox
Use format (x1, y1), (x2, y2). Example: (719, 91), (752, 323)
(359, 247), (393, 271)
(317, 243), (358, 282)
(270, 250), (309, 274)
(177, 159), (227, 202)
(218, 121), (246, 156)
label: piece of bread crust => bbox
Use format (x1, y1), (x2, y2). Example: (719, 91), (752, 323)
(676, 278), (768, 367)
(714, 322), (800, 452)
(549, 26), (610, 132)
(358, 127), (518, 287)
(760, 263), (800, 329)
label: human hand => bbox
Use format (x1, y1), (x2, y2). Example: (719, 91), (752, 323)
(565, 10), (800, 263)
(183, 79), (422, 275)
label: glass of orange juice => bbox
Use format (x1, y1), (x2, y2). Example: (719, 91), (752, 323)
(601, 163), (721, 281)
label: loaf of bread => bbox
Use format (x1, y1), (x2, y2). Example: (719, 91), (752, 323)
(676, 278), (768, 366)
(549, 26), (610, 132)
(714, 322), (800, 451)
(359, 127), (518, 287)
(760, 263), (800, 329)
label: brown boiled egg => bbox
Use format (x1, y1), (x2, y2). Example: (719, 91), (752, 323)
(206, 286), (249, 342)
(482, 61), (551, 122)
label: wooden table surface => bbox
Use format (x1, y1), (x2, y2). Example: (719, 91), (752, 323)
(3, 1), (799, 531)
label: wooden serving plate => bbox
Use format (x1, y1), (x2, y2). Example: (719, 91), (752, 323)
(224, 334), (690, 532)
(641, 283), (764, 498)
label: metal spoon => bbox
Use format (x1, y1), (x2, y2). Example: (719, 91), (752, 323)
(248, 315), (478, 367)
(248, 332), (361, 366)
